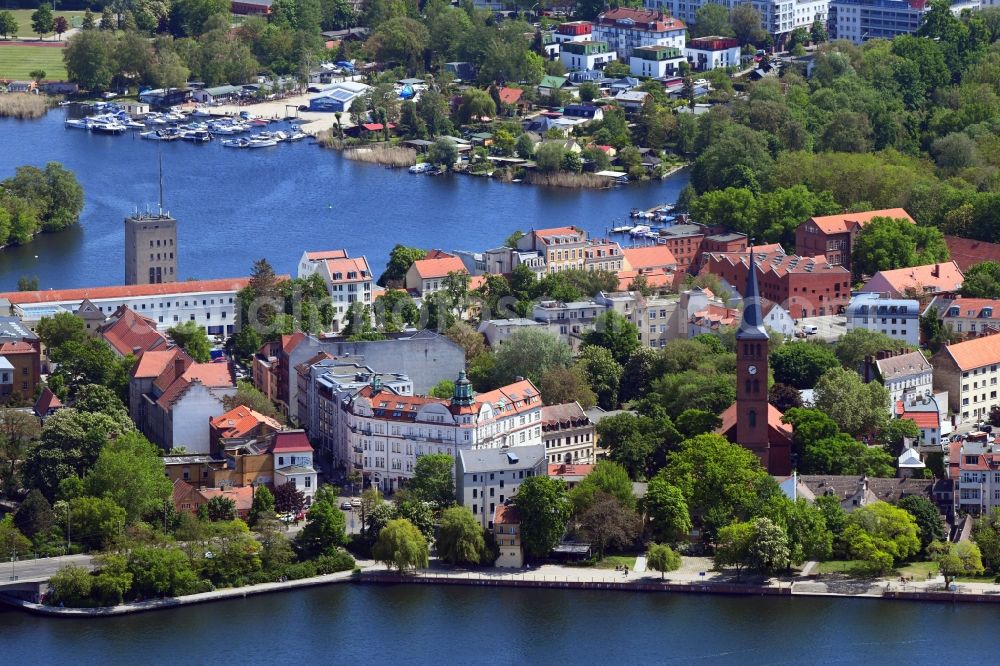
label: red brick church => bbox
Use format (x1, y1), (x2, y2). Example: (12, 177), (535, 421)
(716, 248), (793, 475)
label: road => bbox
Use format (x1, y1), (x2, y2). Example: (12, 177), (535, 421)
(1, 554), (93, 584)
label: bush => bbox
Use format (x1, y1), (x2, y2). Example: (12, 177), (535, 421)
(284, 561), (318, 580)
(314, 550), (355, 574)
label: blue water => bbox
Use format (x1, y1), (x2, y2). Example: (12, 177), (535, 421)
(0, 112), (689, 290)
(0, 583), (993, 664)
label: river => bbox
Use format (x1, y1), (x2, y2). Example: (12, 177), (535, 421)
(0, 583), (991, 664)
(0, 112), (689, 291)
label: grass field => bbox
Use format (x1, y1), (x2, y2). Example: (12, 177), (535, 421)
(0, 43), (67, 80)
(1, 9), (86, 40)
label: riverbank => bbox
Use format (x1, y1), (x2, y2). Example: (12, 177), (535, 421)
(0, 93), (49, 119)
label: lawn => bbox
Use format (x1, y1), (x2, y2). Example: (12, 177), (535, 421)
(594, 555), (638, 570)
(2, 10), (86, 40)
(0, 43), (67, 81)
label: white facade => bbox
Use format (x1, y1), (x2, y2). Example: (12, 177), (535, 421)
(297, 250), (373, 333)
(685, 41), (743, 71)
(273, 448), (317, 505)
(3, 279), (249, 336)
(952, 435), (1000, 515)
(629, 48), (686, 78)
(829, 0), (926, 43)
(876, 351), (934, 407)
(457, 445), (546, 529)
(846, 293), (920, 346)
(592, 10), (686, 59)
(646, 0), (828, 37)
(172, 382), (237, 454)
(559, 47), (618, 72)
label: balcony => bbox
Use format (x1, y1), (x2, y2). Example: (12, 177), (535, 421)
(353, 446), (363, 454)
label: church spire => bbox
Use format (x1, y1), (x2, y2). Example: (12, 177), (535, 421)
(737, 244), (769, 341)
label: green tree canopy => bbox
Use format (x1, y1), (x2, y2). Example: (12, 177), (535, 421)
(407, 452), (455, 509)
(167, 321), (212, 362)
(373, 518), (429, 571)
(643, 473), (692, 544)
(770, 341), (840, 389)
(646, 542), (682, 579)
(437, 505), (487, 566)
(491, 327), (572, 386)
(85, 431), (171, 524)
(844, 501), (920, 574)
(851, 216), (949, 280)
(513, 475), (571, 559)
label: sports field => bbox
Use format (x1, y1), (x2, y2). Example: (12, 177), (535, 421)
(0, 43), (68, 80)
(1, 9), (85, 39)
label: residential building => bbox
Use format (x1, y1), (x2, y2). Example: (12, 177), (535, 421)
(231, 0), (274, 15)
(944, 235), (1000, 272)
(845, 293), (920, 345)
(593, 8), (686, 59)
(630, 44), (686, 77)
(297, 250), (373, 332)
(493, 504), (524, 568)
(532, 300), (609, 349)
(0, 316), (41, 405)
(163, 454), (224, 486)
(701, 246), (852, 319)
(795, 475), (937, 512)
(795, 208), (915, 270)
(948, 433), (1000, 515)
(124, 212), (177, 285)
(620, 245), (677, 289)
(541, 402), (596, 464)
(192, 85), (243, 104)
(517, 226), (588, 273)
(547, 463), (595, 489)
(928, 296), (1000, 340)
(457, 444), (546, 529)
(97, 306), (171, 357)
(74, 299), (107, 336)
(0, 277), (257, 336)
(829, 0), (928, 43)
(209, 404), (283, 456)
(932, 334), (1000, 424)
(716, 249), (793, 475)
(860, 350), (933, 408)
(560, 41), (617, 72)
(613, 90), (649, 114)
(271, 430), (318, 505)
(685, 37), (742, 71)
(897, 392), (950, 451)
(688, 303), (739, 337)
(252, 330), (464, 421)
(553, 20), (593, 43)
(583, 240), (626, 273)
(341, 373), (544, 493)
(172, 479), (210, 516)
(647, 0), (828, 39)
(633, 292), (682, 348)
(538, 75), (572, 97)
(199, 486), (255, 519)
(562, 105), (604, 123)
(478, 319), (545, 348)
(656, 225), (707, 274)
(33, 387), (63, 422)
(404, 251), (468, 298)
(860, 262), (964, 301)
(130, 349), (237, 452)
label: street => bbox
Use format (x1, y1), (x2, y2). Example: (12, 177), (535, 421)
(1, 553), (93, 585)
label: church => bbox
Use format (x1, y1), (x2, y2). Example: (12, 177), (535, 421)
(716, 248), (793, 476)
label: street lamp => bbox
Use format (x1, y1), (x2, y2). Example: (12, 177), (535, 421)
(9, 547), (17, 582)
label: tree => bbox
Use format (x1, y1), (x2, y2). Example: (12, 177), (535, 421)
(203, 496), (237, 522)
(249, 485), (275, 526)
(375, 289), (420, 331)
(222, 380), (280, 420)
(962, 262), (1000, 299)
(296, 498), (347, 557)
(746, 517), (791, 574)
(47, 565), (93, 606)
(14, 489), (54, 540)
(730, 3), (765, 45)
(538, 365), (596, 409)
(81, 9), (95, 30)
(31, 3), (54, 40)
(770, 342), (840, 389)
(897, 495), (945, 553)
(834, 329), (904, 370)
(577, 346), (622, 411)
(974, 507), (1000, 573)
(64, 29), (115, 90)
(372, 518), (428, 571)
(444, 322), (485, 361)
(397, 100), (426, 139)
(513, 476), (571, 560)
(769, 383), (803, 412)
(85, 432), (171, 524)
(691, 125), (773, 194)
(568, 460), (635, 514)
(274, 482), (306, 515)
(714, 520), (753, 579)
(578, 493), (641, 560)
(367, 17), (429, 72)
(844, 502), (920, 574)
(583, 311), (640, 366)
(438, 505), (487, 566)
(458, 88), (497, 124)
(407, 453), (455, 509)
(515, 134), (534, 159)
(533, 142), (565, 174)
(647, 543), (682, 580)
(644, 473), (692, 544)
(127, 546), (199, 598)
(0, 11), (19, 40)
(167, 321), (212, 363)
(930, 541), (984, 589)
(53, 16), (68, 39)
(850, 217), (949, 280)
(492, 328), (572, 386)
(693, 3), (734, 37)
(36, 311), (86, 352)
(0, 515), (31, 561)
(810, 18), (827, 43)
(429, 379), (455, 399)
(66, 496), (127, 550)
(813, 367), (889, 439)
(46, 338), (134, 403)
(782, 498), (833, 563)
(429, 137), (459, 170)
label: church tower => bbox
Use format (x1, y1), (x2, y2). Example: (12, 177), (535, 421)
(735, 248), (771, 465)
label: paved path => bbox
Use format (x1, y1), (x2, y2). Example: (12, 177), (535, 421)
(799, 561), (817, 577)
(0, 554), (93, 587)
(632, 556), (647, 573)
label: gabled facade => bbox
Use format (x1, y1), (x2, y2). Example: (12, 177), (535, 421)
(932, 334), (1000, 425)
(297, 250), (373, 333)
(795, 208), (915, 270)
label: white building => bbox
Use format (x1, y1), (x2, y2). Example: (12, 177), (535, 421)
(870, 350), (934, 408)
(270, 430), (318, 506)
(932, 334), (1000, 425)
(950, 433), (1000, 515)
(846, 293), (920, 346)
(340, 372), (544, 493)
(593, 7), (686, 60)
(829, 0), (927, 43)
(457, 444), (546, 529)
(532, 300), (610, 349)
(898, 392), (950, 451)
(541, 402), (596, 465)
(685, 36), (743, 72)
(559, 41), (617, 72)
(478, 319), (545, 348)
(297, 249), (373, 333)
(647, 0), (828, 39)
(629, 45), (686, 78)
(0, 277), (254, 336)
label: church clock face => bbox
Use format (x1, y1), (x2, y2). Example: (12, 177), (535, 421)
(747, 365), (758, 375)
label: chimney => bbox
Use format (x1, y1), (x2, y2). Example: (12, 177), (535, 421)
(932, 263), (940, 278)
(175, 357), (186, 378)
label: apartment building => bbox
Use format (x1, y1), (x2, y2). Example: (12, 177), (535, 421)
(560, 41), (617, 72)
(541, 402), (596, 465)
(685, 37), (742, 71)
(593, 8), (686, 59)
(404, 251), (469, 298)
(457, 444), (546, 529)
(630, 44), (686, 77)
(845, 293), (921, 346)
(517, 226), (589, 273)
(860, 350), (933, 408)
(927, 297), (1000, 340)
(0, 316), (41, 405)
(829, 0), (928, 43)
(646, 0), (827, 39)
(532, 299), (609, 349)
(795, 208), (915, 270)
(860, 261), (964, 301)
(297, 249), (373, 332)
(949, 433), (1000, 515)
(933, 334), (1000, 424)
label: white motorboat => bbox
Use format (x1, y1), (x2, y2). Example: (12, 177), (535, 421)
(409, 162), (434, 174)
(181, 129), (211, 142)
(285, 132), (308, 142)
(247, 138), (277, 148)
(90, 121), (127, 134)
(64, 118), (90, 129)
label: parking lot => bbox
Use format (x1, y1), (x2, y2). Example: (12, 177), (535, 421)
(796, 315), (848, 342)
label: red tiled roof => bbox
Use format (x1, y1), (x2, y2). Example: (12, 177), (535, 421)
(943, 333), (1000, 371)
(281, 331), (307, 355)
(535, 226), (582, 238)
(306, 249), (348, 261)
(717, 402), (792, 437)
(691, 304), (739, 329)
(477, 380), (541, 416)
(623, 245), (677, 271)
(900, 412), (939, 429)
(0, 341), (36, 354)
(596, 8), (685, 31)
(172, 478), (202, 508)
(498, 87), (523, 105)
(357, 386), (445, 421)
(133, 349), (185, 379)
(361, 122), (396, 131)
(864, 261), (964, 296)
(0, 277), (256, 305)
(324, 256), (370, 282)
(808, 208), (915, 235)
(939, 298), (1000, 320)
(184, 363), (235, 388)
(412, 255), (467, 280)
(616, 269), (673, 291)
(210, 405), (282, 439)
(199, 486), (254, 513)
(33, 386), (62, 415)
(945, 235), (1000, 272)
(99, 307), (169, 357)
(269, 430), (313, 453)
(494, 503), (520, 524)
(548, 463), (594, 477)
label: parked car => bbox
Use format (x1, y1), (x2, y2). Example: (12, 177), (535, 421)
(340, 501), (353, 510)
(801, 325), (819, 335)
(351, 498), (361, 508)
